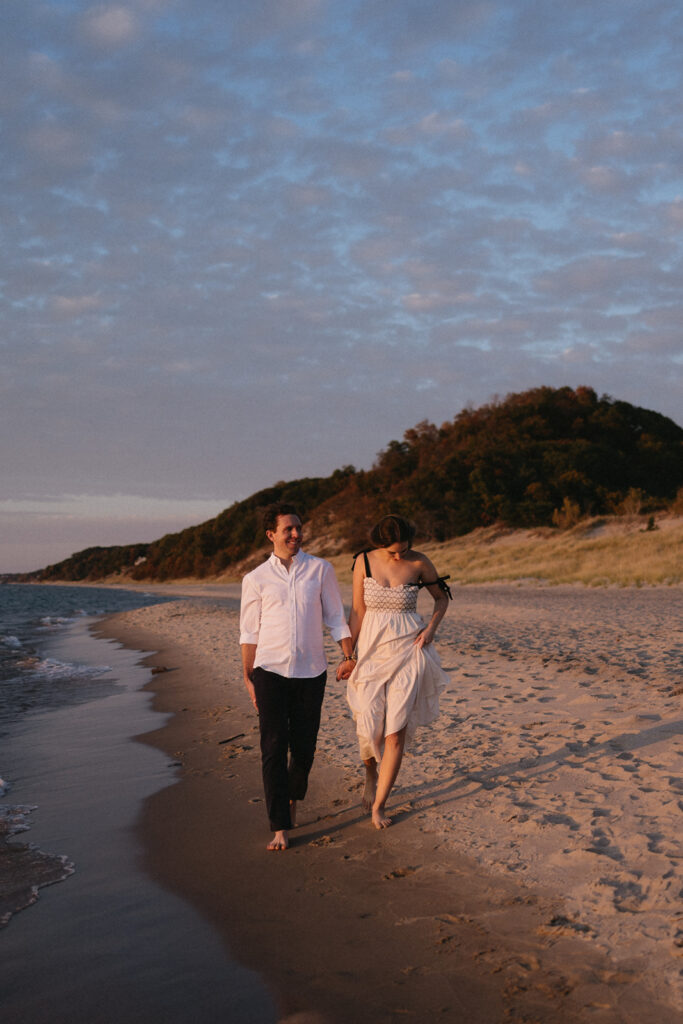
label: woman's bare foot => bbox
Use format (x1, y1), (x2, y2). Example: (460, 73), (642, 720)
(371, 803), (392, 829)
(267, 830), (289, 850)
(362, 761), (378, 812)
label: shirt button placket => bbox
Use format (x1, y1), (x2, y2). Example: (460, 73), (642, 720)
(289, 568), (297, 673)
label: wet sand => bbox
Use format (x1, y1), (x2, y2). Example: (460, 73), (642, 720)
(98, 583), (683, 1023)
(1, 615), (274, 1024)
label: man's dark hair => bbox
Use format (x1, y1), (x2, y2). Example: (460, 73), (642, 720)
(263, 502), (301, 533)
(369, 513), (416, 548)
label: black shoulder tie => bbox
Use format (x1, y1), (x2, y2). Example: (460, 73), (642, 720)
(417, 574), (452, 599)
(352, 549), (373, 577)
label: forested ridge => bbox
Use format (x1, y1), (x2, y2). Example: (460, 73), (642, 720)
(19, 386), (683, 582)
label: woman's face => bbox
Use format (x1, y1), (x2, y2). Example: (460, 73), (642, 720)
(384, 542), (410, 561)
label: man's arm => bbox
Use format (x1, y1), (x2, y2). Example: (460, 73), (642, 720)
(239, 574), (261, 711)
(320, 561), (354, 676)
(241, 643), (258, 710)
(320, 562), (352, 636)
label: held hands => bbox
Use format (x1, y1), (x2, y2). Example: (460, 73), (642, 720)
(336, 656), (356, 681)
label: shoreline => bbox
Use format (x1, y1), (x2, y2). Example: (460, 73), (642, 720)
(1, 612), (274, 1024)
(97, 587), (683, 1023)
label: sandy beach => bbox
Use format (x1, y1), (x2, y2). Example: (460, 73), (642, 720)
(96, 583), (683, 1023)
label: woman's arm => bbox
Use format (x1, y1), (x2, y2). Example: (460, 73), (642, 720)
(337, 556), (367, 679)
(348, 553), (367, 647)
(413, 555), (449, 648)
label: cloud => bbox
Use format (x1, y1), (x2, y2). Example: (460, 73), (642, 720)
(80, 5), (140, 48)
(417, 113), (471, 139)
(402, 290), (476, 313)
(664, 199), (683, 228)
(24, 124), (87, 167)
(52, 295), (104, 316)
(2, 1), (682, 572)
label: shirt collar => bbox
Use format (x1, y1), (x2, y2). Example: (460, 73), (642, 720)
(269, 549), (305, 570)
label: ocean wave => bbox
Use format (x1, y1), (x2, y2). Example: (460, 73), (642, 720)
(0, 803), (37, 838)
(5, 657), (112, 687)
(0, 635), (23, 649)
(0, 803), (75, 928)
(37, 614), (84, 630)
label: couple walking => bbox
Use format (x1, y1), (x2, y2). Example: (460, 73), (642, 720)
(240, 503), (450, 850)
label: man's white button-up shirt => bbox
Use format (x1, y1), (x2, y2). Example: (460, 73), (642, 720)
(239, 550), (351, 678)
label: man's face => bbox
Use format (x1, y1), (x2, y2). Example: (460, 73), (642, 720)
(267, 513), (302, 560)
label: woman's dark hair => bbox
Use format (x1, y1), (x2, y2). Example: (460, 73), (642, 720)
(369, 514), (415, 548)
(263, 502), (300, 533)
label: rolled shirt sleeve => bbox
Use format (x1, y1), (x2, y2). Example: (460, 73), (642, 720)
(239, 574), (262, 645)
(321, 562), (351, 642)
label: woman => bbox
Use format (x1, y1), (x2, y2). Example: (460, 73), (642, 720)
(338, 514), (450, 829)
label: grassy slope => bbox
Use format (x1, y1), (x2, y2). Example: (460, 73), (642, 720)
(94, 513), (681, 588)
(321, 513), (683, 588)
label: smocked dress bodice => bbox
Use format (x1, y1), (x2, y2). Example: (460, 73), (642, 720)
(363, 575), (418, 613)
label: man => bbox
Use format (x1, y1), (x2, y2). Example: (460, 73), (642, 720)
(240, 503), (355, 850)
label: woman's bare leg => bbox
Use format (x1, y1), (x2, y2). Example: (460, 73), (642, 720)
(372, 728), (406, 829)
(362, 757), (378, 812)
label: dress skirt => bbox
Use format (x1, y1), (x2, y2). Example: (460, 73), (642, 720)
(346, 600), (448, 762)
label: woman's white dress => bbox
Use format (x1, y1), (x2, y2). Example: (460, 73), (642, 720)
(346, 576), (449, 761)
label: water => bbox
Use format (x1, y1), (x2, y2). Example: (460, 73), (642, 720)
(0, 584), (275, 1023)
(0, 583), (179, 865)
(0, 584), (179, 731)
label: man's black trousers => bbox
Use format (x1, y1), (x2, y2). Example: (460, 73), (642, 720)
(252, 667), (327, 831)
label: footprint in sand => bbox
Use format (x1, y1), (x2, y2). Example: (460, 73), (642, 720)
(599, 877), (646, 913)
(585, 829), (623, 861)
(309, 834), (335, 846)
(383, 865), (420, 880)
(545, 914), (593, 936)
(541, 812), (580, 831)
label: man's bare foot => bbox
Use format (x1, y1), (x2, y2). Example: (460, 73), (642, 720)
(289, 800), (297, 828)
(267, 830), (289, 850)
(372, 804), (392, 829)
(362, 764), (377, 813)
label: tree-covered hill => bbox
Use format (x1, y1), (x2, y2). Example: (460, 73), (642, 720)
(21, 386), (683, 582)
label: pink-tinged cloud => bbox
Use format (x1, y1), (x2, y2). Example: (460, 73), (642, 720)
(80, 6), (140, 47)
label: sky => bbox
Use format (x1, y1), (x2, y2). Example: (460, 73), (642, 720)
(2, 0), (682, 573)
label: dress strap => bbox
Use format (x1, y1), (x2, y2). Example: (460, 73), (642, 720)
(417, 574), (452, 599)
(352, 549), (373, 577)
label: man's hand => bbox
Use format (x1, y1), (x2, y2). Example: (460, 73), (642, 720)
(336, 656), (356, 681)
(244, 674), (258, 711)
(240, 643), (258, 710)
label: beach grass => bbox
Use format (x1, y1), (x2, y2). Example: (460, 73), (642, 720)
(328, 513), (683, 587)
